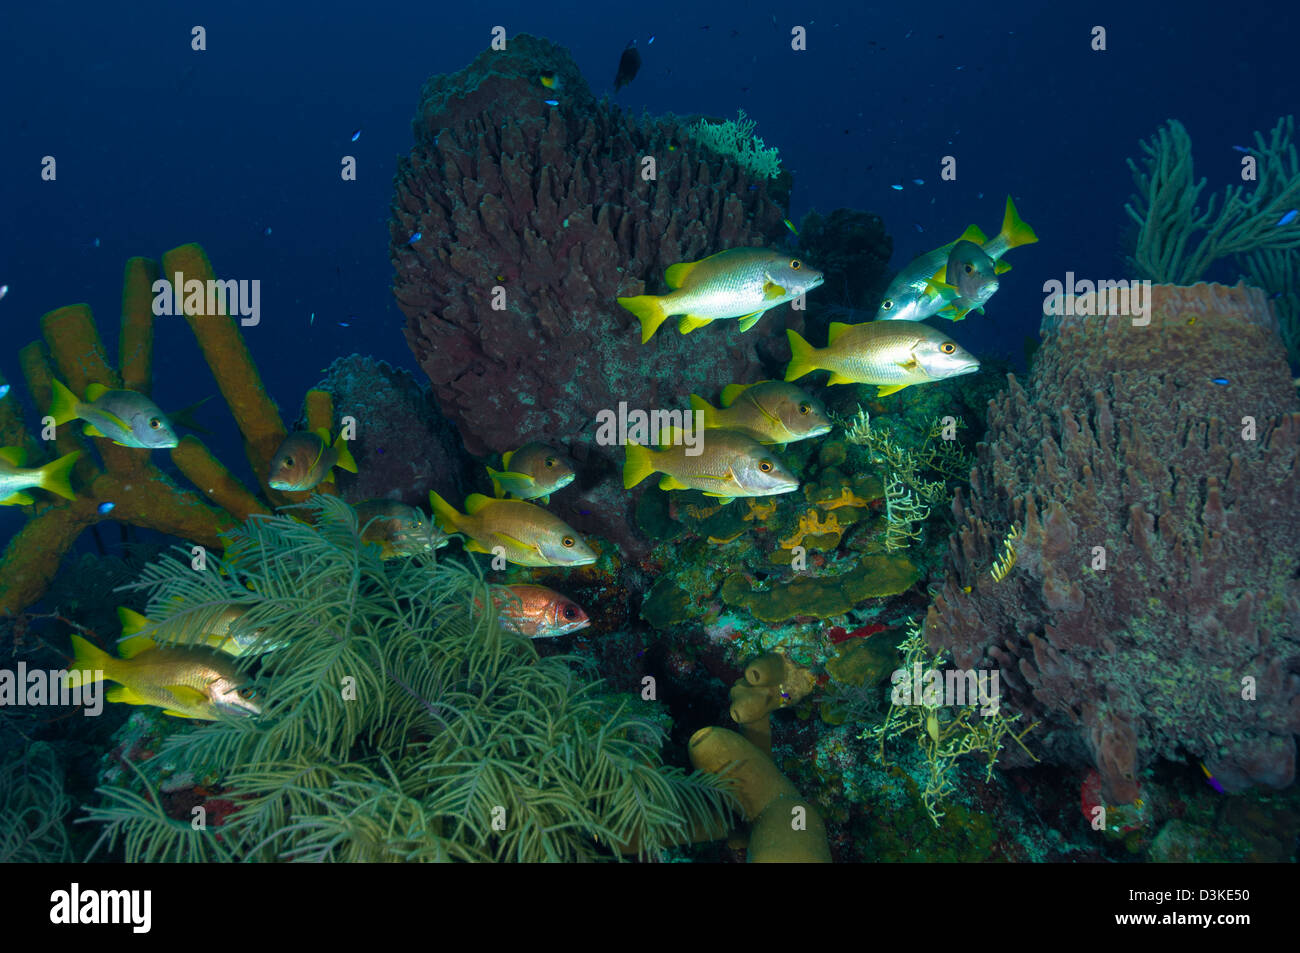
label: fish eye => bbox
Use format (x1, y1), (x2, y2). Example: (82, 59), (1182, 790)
(148, 418), (162, 430)
(881, 299), (894, 311)
(963, 264), (974, 274)
(759, 461), (773, 472)
(562, 536), (575, 547)
(940, 342), (956, 354)
(790, 259), (802, 270)
(798, 403), (811, 415)
(545, 457), (556, 468)
(562, 605), (578, 619)
(283, 456), (294, 467)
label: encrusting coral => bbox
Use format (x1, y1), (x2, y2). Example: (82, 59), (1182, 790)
(926, 283), (1300, 800)
(0, 245), (353, 615)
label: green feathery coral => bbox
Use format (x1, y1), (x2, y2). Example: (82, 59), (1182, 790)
(82, 496), (735, 862)
(0, 742), (74, 862)
(1125, 116), (1300, 284)
(1240, 245), (1300, 366)
(690, 109), (783, 180)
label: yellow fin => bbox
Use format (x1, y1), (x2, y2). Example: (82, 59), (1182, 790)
(83, 423), (104, 438)
(737, 310), (766, 332)
(998, 195), (1038, 251)
(162, 709), (202, 719)
(618, 295), (671, 343)
(0, 447), (26, 466)
(924, 278), (959, 302)
(107, 685), (151, 706)
(69, 634), (113, 684)
(116, 606), (151, 639)
(659, 474), (688, 491)
(688, 394), (717, 427)
(826, 373), (856, 386)
(427, 491), (461, 533)
(762, 281), (785, 300)
(464, 493), (494, 515)
(166, 685), (209, 709)
(84, 383), (110, 402)
(464, 540), (490, 554)
(664, 259), (702, 289)
(0, 492), (34, 505)
(719, 383), (755, 408)
(537, 494), (550, 505)
(48, 379), (81, 426)
(314, 427), (331, 443)
(501, 450), (515, 470)
(877, 383), (909, 397)
(957, 224), (988, 245)
(933, 264), (947, 284)
(995, 260), (1012, 275)
(117, 634), (156, 658)
(332, 434), (357, 474)
(36, 450), (80, 501)
(784, 329), (818, 381)
(623, 443), (656, 489)
(678, 314), (714, 335)
(702, 495), (736, 505)
(827, 322), (851, 344)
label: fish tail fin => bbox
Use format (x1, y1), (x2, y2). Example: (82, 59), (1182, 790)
(332, 434), (358, 474)
(35, 450), (81, 501)
(48, 379), (81, 426)
(67, 634), (112, 688)
(428, 491), (462, 535)
(784, 330), (819, 381)
(623, 443), (657, 489)
(688, 394), (716, 428)
(998, 195), (1038, 251)
(618, 295), (671, 343)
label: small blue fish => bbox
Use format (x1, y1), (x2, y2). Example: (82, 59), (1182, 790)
(891, 184), (903, 191)
(914, 224), (924, 232)
(1231, 145), (1251, 154)
(648, 35), (655, 44)
(1278, 210), (1298, 226)
(0, 284), (9, 301)
(783, 218), (799, 236)
(338, 322), (351, 328)
(92, 238), (100, 248)
(264, 227), (272, 236)
(544, 99), (559, 106)
(351, 129), (361, 142)
(310, 312), (315, 325)
(0, 384), (10, 399)
(1210, 377), (1229, 386)
(1200, 762), (1226, 793)
(912, 178), (924, 185)
(409, 232), (422, 244)
(98, 501), (116, 515)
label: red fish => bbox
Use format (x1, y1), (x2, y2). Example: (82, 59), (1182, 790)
(827, 623), (888, 645)
(475, 584), (591, 638)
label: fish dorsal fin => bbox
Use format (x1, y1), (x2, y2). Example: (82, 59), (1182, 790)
(957, 224), (988, 245)
(677, 314), (714, 334)
(464, 493), (494, 515)
(117, 634), (157, 658)
(995, 260), (1012, 275)
(664, 259), (703, 289)
(166, 685), (209, 708)
(501, 450), (515, 470)
(116, 606), (152, 640)
(933, 265), (948, 284)
(0, 447), (26, 466)
(828, 322), (852, 344)
(720, 383), (756, 408)
(84, 383), (110, 402)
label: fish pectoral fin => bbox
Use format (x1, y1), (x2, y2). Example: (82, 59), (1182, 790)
(166, 685), (209, 708)
(538, 494), (550, 505)
(877, 384), (909, 397)
(678, 314), (715, 334)
(492, 531), (530, 549)
(762, 280), (787, 300)
(994, 260), (1012, 275)
(736, 310), (767, 332)
(105, 685), (151, 706)
(0, 491), (35, 506)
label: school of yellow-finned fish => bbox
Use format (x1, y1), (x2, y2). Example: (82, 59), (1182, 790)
(11, 195), (1035, 721)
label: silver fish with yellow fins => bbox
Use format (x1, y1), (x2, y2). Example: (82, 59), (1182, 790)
(116, 604), (276, 658)
(0, 447), (80, 506)
(618, 247), (824, 342)
(48, 379), (178, 449)
(428, 491), (596, 567)
(476, 584), (592, 638)
(67, 634), (260, 720)
(934, 240), (1001, 320)
(876, 196), (1036, 322)
(267, 428), (358, 491)
(623, 428), (799, 504)
(486, 442), (575, 503)
(354, 499), (447, 558)
(785, 321), (979, 396)
(689, 381), (831, 446)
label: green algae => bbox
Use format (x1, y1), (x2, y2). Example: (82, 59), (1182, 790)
(642, 576), (694, 629)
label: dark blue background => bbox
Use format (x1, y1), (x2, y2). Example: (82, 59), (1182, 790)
(1, 0), (1294, 552)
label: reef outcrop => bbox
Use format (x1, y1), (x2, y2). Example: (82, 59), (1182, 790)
(925, 283), (1300, 800)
